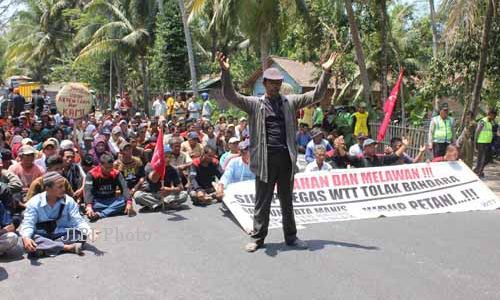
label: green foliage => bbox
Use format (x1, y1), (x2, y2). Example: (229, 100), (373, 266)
(150, 0), (190, 92)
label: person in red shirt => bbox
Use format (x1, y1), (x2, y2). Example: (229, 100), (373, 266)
(432, 144), (459, 162)
(7, 145), (44, 204)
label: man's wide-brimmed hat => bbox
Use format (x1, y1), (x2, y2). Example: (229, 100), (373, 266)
(263, 68), (284, 81)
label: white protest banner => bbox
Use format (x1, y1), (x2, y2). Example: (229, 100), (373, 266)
(56, 83), (92, 119)
(223, 161), (500, 233)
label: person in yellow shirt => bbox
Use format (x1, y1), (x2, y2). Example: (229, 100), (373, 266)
(301, 105), (314, 128)
(165, 92), (175, 120)
(352, 102), (370, 137)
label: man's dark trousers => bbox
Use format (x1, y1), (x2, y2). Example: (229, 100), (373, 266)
(251, 150), (297, 245)
(474, 143), (491, 175)
(433, 142), (449, 158)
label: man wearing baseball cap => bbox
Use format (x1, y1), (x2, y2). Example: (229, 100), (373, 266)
(217, 50), (338, 252)
(428, 102), (455, 157)
(219, 137), (240, 170)
(305, 128), (333, 164)
(8, 145), (44, 202)
(216, 140), (255, 199)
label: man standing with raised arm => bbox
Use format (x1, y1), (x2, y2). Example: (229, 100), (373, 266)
(217, 51), (338, 252)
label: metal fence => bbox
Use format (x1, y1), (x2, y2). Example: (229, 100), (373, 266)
(369, 122), (429, 158)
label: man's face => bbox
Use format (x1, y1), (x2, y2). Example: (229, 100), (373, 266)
(315, 150), (326, 165)
(44, 145), (56, 157)
(172, 142), (181, 155)
(47, 178), (66, 198)
(313, 135), (323, 144)
(440, 109), (448, 119)
(188, 138), (198, 148)
(241, 149), (250, 164)
(488, 113), (496, 121)
(62, 151), (75, 166)
(264, 79), (283, 97)
(229, 142), (239, 153)
(364, 144), (376, 157)
(101, 162), (114, 175)
(201, 150), (215, 164)
(21, 154), (35, 167)
(392, 141), (403, 151)
(2, 159), (11, 169)
(446, 147), (459, 161)
(34, 123), (42, 131)
(358, 107), (365, 113)
(121, 146), (132, 158)
(96, 142), (106, 153)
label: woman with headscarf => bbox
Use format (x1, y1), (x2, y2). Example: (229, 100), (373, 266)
(88, 136), (111, 166)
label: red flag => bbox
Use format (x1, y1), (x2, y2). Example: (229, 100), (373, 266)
(151, 128), (166, 179)
(377, 69), (404, 142)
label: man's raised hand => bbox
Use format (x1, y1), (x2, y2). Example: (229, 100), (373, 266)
(216, 51), (230, 71)
(322, 52), (340, 72)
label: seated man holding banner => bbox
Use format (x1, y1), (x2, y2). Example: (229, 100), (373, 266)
(305, 145), (333, 172)
(332, 136), (409, 168)
(216, 140), (255, 198)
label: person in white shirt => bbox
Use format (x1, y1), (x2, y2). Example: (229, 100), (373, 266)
(114, 94), (121, 111)
(152, 95), (167, 117)
(348, 134), (366, 156)
(305, 145), (332, 172)
(187, 97), (201, 120)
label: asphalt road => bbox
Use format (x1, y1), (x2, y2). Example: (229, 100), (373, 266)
(1, 163), (499, 300)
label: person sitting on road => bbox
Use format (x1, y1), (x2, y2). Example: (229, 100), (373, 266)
(20, 172), (91, 258)
(349, 134), (366, 156)
(26, 155), (74, 201)
(431, 144), (459, 162)
(0, 183), (19, 257)
(181, 131), (203, 159)
(305, 145), (333, 172)
(133, 145), (189, 211)
(8, 145), (44, 204)
(216, 140), (255, 198)
(219, 137), (240, 170)
(305, 128), (333, 163)
(114, 142), (145, 198)
(384, 137), (426, 164)
(296, 123), (311, 154)
(84, 153), (135, 222)
(61, 148), (86, 202)
(189, 146), (223, 206)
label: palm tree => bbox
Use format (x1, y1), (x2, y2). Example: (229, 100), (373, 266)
(344, 0), (372, 104)
(178, 0), (198, 96)
(74, 0), (157, 114)
(188, 0), (310, 71)
(4, 0), (75, 81)
(441, 0), (496, 117)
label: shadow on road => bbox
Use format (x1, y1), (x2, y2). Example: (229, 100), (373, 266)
(83, 243), (106, 256)
(160, 204), (191, 221)
(264, 239), (380, 257)
(0, 246), (24, 263)
(0, 267), (7, 281)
